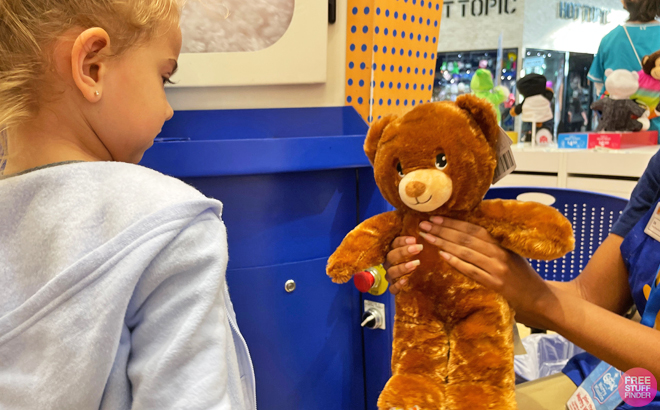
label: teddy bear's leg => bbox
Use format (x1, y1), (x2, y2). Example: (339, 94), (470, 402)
(445, 300), (516, 410)
(377, 316), (449, 410)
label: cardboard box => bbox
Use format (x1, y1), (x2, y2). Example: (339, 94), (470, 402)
(558, 131), (658, 150)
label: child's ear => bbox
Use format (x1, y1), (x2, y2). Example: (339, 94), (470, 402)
(71, 28), (111, 102)
(364, 115), (397, 164)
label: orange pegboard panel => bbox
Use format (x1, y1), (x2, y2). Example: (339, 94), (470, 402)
(345, 0), (443, 124)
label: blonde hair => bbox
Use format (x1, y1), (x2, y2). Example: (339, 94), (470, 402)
(0, 0), (182, 163)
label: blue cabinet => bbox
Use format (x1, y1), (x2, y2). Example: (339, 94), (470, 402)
(141, 107), (394, 410)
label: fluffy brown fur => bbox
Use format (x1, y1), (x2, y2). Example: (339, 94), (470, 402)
(327, 94), (574, 410)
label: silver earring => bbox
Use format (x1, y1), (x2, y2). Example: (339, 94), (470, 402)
(94, 90), (100, 96)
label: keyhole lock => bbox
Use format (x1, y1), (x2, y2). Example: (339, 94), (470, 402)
(284, 280), (296, 293)
(362, 300), (386, 330)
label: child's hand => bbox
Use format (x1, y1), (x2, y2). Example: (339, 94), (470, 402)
(383, 236), (422, 295)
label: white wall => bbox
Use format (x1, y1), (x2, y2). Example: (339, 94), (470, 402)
(166, 0), (347, 111)
(437, 0), (629, 54)
(436, 0), (525, 52)
(522, 0), (627, 53)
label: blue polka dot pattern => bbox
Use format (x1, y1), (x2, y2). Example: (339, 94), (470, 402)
(345, 0), (441, 123)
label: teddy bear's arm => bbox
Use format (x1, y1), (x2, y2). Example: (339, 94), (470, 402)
(625, 100), (647, 117)
(470, 199), (574, 260)
(590, 99), (605, 112)
(493, 86), (508, 104)
(327, 210), (404, 284)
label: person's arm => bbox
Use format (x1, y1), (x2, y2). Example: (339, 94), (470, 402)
(549, 234), (633, 315)
(539, 277), (659, 378)
(125, 211), (249, 410)
(416, 217), (659, 378)
(593, 82), (604, 96)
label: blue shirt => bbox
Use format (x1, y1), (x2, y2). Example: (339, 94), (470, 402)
(589, 22), (660, 85)
(611, 149), (660, 238)
(562, 148), (660, 408)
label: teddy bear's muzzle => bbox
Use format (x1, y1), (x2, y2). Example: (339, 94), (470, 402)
(399, 169), (453, 212)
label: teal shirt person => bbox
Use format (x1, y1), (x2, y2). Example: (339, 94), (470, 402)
(588, 21), (660, 132)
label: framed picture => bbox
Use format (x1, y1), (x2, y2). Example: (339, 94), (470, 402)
(171, 0), (328, 87)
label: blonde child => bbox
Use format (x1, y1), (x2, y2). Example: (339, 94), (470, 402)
(0, 1), (255, 409)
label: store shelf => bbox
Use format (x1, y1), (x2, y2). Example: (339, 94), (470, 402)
(502, 144), (660, 198)
(494, 174), (558, 188)
(565, 146), (658, 178)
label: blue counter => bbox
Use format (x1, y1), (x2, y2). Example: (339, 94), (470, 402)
(141, 106), (393, 410)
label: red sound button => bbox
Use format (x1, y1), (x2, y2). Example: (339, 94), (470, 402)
(354, 270), (376, 293)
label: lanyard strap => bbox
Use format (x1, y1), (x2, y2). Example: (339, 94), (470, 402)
(623, 26), (643, 70)
(640, 264), (660, 328)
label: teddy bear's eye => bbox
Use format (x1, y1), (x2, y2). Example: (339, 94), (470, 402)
(435, 154), (447, 170)
(396, 162), (404, 177)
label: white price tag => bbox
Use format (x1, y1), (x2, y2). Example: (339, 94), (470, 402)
(492, 127), (517, 184)
(645, 202), (660, 242)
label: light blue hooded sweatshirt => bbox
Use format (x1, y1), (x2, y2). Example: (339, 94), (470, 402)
(0, 161), (255, 410)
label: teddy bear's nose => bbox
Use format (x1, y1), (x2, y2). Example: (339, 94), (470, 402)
(405, 181), (427, 198)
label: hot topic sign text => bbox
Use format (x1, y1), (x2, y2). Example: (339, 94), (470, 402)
(444, 0), (516, 18)
(558, 2), (611, 24)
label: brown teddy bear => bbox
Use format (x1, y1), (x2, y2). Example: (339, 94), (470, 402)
(327, 94), (574, 410)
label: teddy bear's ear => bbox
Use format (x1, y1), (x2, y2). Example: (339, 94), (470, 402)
(455, 94), (499, 149)
(364, 114), (397, 164)
(605, 68), (614, 77)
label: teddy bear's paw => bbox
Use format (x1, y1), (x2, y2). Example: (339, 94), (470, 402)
(326, 260), (356, 284)
(326, 267), (353, 284)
